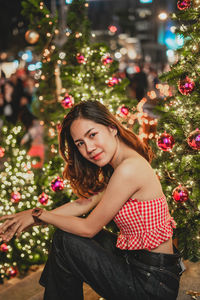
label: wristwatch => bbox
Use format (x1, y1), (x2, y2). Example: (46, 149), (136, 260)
(32, 207), (45, 225)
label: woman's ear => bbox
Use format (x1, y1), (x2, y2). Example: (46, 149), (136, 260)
(108, 125), (118, 136)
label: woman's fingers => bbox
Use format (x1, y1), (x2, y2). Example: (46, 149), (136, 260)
(1, 223), (21, 242)
(0, 214), (15, 221)
(0, 218), (17, 234)
(16, 225), (25, 238)
(0, 219), (10, 233)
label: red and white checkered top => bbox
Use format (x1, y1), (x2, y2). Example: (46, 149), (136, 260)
(113, 196), (176, 250)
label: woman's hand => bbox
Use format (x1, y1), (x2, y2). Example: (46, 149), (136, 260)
(0, 209), (35, 242)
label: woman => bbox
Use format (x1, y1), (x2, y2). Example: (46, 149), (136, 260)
(0, 100), (183, 300)
(0, 81), (20, 124)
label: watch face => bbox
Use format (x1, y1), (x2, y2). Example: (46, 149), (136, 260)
(32, 208), (43, 216)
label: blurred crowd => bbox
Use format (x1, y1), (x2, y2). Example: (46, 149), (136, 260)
(0, 63), (161, 127)
(0, 68), (37, 128)
(0, 68), (44, 168)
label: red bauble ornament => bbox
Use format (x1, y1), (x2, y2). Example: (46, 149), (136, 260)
(6, 266), (18, 278)
(107, 77), (120, 87)
(120, 106), (129, 116)
(38, 192), (49, 205)
(0, 146), (5, 158)
(0, 243), (8, 252)
(157, 133), (175, 151)
(178, 76), (195, 95)
(117, 105), (129, 117)
(61, 93), (74, 109)
(10, 192), (21, 203)
(102, 55), (113, 66)
(177, 0), (191, 10)
(187, 129), (200, 150)
(51, 177), (64, 192)
(172, 185), (189, 203)
(76, 53), (86, 64)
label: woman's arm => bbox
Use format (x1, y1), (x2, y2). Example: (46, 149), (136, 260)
(0, 191), (104, 241)
(51, 191), (105, 217)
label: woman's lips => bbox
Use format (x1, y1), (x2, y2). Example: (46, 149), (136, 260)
(92, 152), (103, 160)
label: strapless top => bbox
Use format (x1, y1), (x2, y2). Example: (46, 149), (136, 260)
(113, 196), (176, 250)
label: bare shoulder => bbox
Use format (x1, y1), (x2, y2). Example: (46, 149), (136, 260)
(111, 154), (156, 194)
(115, 154), (151, 178)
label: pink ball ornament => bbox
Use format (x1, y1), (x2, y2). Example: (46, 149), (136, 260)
(120, 106), (129, 116)
(38, 192), (49, 205)
(0, 243), (8, 252)
(51, 177), (64, 192)
(177, 0), (191, 10)
(187, 129), (200, 150)
(117, 105), (129, 117)
(6, 266), (18, 278)
(61, 93), (74, 109)
(102, 55), (113, 66)
(10, 192), (21, 203)
(0, 146), (5, 158)
(157, 133), (175, 151)
(76, 53), (86, 64)
(178, 76), (195, 95)
(107, 77), (120, 87)
(172, 185), (189, 203)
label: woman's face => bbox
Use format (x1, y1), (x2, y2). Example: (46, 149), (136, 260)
(4, 83), (14, 94)
(70, 118), (118, 167)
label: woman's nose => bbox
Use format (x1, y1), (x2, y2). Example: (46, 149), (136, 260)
(85, 141), (96, 153)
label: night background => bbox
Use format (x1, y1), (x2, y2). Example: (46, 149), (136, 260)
(0, 0), (178, 64)
(0, 1), (200, 300)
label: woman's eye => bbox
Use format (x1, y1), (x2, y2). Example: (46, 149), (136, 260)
(90, 132), (96, 138)
(77, 142), (83, 148)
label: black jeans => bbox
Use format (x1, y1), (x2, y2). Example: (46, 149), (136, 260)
(39, 229), (182, 300)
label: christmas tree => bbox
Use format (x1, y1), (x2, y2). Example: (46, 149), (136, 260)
(0, 119), (74, 282)
(151, 0), (200, 261)
(0, 122), (55, 282)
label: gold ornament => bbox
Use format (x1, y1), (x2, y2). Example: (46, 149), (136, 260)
(192, 44), (199, 53)
(193, 0), (200, 9)
(25, 30), (40, 44)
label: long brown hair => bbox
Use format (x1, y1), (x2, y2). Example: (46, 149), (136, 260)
(59, 100), (153, 198)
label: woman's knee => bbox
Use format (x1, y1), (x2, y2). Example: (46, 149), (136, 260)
(52, 229), (86, 251)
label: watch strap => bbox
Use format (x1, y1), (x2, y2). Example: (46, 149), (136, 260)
(32, 207), (46, 225)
